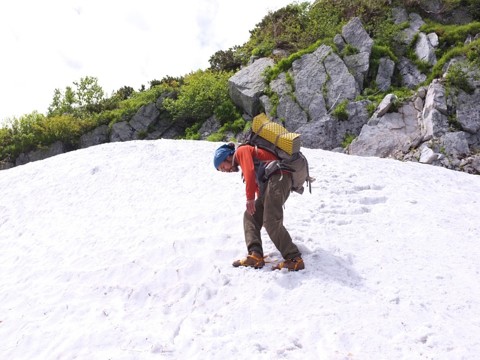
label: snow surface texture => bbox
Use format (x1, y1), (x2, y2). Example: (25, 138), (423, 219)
(1, 139), (480, 359)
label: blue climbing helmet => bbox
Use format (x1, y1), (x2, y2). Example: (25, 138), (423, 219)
(213, 143), (235, 170)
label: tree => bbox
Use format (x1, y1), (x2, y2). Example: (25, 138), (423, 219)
(209, 47), (243, 72)
(48, 76), (105, 117)
(162, 69), (234, 123)
(74, 76), (104, 108)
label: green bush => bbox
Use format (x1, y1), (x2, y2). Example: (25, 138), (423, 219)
(223, 118), (246, 134)
(0, 112), (83, 161)
(206, 132), (225, 142)
(48, 76), (105, 118)
(445, 62), (475, 94)
(209, 46), (243, 72)
(38, 115), (83, 147)
(332, 100), (349, 121)
(163, 69), (233, 123)
(342, 133), (356, 148)
(184, 123), (202, 140)
(214, 100), (241, 125)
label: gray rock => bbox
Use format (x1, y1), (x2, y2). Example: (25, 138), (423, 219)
(349, 102), (422, 157)
(343, 52), (370, 91)
(341, 17), (373, 90)
(369, 94), (397, 124)
(471, 155), (480, 172)
(110, 121), (134, 142)
(291, 45), (330, 120)
(268, 72), (308, 130)
(80, 125), (109, 149)
(456, 90), (480, 134)
(333, 34), (346, 52)
(442, 132), (470, 159)
(15, 141), (66, 166)
(296, 115), (340, 150)
(0, 161), (15, 170)
(398, 57), (427, 89)
(392, 7), (408, 24)
(419, 145), (439, 164)
(376, 57), (395, 92)
(415, 33), (437, 65)
(427, 32), (439, 47)
(199, 116), (221, 140)
(341, 17), (373, 53)
(421, 80), (448, 139)
(228, 57), (274, 117)
(129, 103), (160, 133)
(399, 13), (424, 44)
(298, 100), (370, 150)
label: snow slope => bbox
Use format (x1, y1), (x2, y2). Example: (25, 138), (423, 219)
(1, 139), (479, 359)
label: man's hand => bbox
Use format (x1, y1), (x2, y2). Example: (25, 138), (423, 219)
(246, 199), (256, 215)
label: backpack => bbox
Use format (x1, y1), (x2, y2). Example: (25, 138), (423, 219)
(242, 115), (314, 194)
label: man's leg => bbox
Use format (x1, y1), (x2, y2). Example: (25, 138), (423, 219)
(243, 198), (264, 256)
(263, 174), (301, 260)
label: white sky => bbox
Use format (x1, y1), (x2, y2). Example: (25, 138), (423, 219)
(0, 0), (295, 122)
(1, 139), (480, 358)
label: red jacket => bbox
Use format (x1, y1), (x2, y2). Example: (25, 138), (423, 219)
(234, 145), (278, 200)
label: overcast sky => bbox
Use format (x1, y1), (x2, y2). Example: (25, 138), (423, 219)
(0, 0), (296, 122)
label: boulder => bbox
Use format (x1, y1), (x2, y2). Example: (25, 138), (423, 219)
(349, 102), (422, 157)
(269, 72), (308, 130)
(80, 125), (109, 149)
(456, 89), (480, 134)
(341, 17), (373, 53)
(421, 79), (448, 140)
(110, 121), (134, 142)
(376, 57), (395, 92)
(129, 103), (160, 135)
(298, 100), (370, 150)
(291, 45), (330, 120)
(415, 32), (437, 65)
(199, 116), (221, 140)
(369, 94), (397, 125)
(341, 17), (373, 91)
(292, 44), (358, 120)
(442, 132), (470, 159)
(0, 161), (14, 170)
(398, 57), (427, 89)
(419, 144), (440, 164)
(15, 141), (66, 166)
(228, 57), (274, 117)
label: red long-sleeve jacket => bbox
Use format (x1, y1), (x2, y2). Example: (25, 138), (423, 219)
(234, 145), (278, 201)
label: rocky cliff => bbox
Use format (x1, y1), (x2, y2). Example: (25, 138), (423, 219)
(4, 7), (480, 175)
(228, 11), (480, 174)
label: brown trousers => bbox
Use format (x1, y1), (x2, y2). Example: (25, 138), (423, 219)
(243, 173), (301, 260)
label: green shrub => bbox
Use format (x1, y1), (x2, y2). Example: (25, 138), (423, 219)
(184, 123), (202, 140)
(342, 133), (356, 148)
(0, 112), (82, 161)
(445, 62), (475, 94)
(332, 100), (349, 121)
(341, 44), (359, 57)
(163, 69), (233, 123)
(367, 102), (378, 117)
(429, 38), (480, 82)
(36, 114), (82, 147)
(209, 46), (243, 72)
(224, 118), (246, 134)
(422, 21), (480, 51)
(214, 100), (241, 125)
(206, 132), (225, 142)
(48, 76), (105, 118)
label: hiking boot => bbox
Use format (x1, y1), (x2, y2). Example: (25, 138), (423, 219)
(272, 256), (304, 271)
(232, 251), (265, 269)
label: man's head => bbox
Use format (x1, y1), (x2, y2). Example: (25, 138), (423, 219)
(214, 143), (238, 172)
